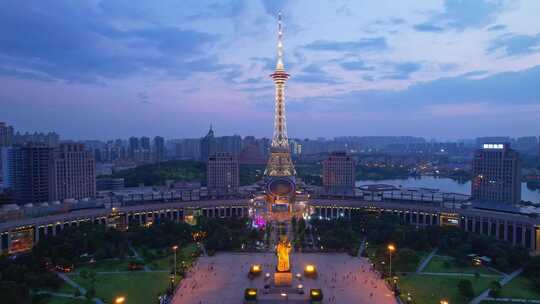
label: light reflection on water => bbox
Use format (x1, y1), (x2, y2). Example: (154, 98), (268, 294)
(356, 176), (540, 203)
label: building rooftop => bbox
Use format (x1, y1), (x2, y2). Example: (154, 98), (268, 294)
(470, 201), (540, 216)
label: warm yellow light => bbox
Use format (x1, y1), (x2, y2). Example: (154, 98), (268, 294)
(115, 297), (125, 304)
(440, 300), (449, 304)
(305, 265), (315, 272)
(251, 264), (261, 272)
(248, 290), (257, 296)
(388, 244), (396, 252)
(311, 290), (320, 296)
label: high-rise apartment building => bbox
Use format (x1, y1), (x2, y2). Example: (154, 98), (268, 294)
(138, 136), (151, 162)
(200, 126), (216, 162)
(289, 139), (302, 156)
(476, 137), (510, 148)
(207, 152), (239, 196)
(2, 145), (55, 204)
(12, 131), (60, 147)
(0, 122), (14, 147)
(140, 137), (150, 150)
(173, 138), (201, 160)
(471, 143), (521, 204)
(2, 143), (96, 204)
(514, 136), (538, 153)
(128, 137), (139, 159)
(217, 135), (242, 156)
(0, 122), (14, 174)
(153, 136), (165, 162)
(51, 143), (96, 201)
(322, 151), (356, 196)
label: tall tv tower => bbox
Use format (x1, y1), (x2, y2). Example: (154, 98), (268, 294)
(266, 12), (296, 177)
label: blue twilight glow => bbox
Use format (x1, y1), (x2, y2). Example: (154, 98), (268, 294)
(0, 0), (539, 139)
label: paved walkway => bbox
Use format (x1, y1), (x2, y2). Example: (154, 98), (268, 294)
(358, 237), (367, 257)
(483, 298), (540, 303)
(418, 272), (502, 278)
(129, 244), (151, 272)
(76, 270), (169, 275)
(416, 247), (438, 273)
(488, 266), (508, 277)
(172, 252), (398, 304)
(55, 272), (105, 304)
(36, 291), (86, 299)
(469, 268), (523, 304)
(56, 272), (87, 295)
(199, 242), (208, 257)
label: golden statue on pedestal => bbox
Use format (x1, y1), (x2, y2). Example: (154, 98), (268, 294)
(276, 235), (292, 272)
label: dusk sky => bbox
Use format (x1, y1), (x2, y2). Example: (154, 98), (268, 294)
(1, 0), (540, 140)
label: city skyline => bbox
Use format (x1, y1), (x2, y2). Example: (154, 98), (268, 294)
(1, 1), (540, 140)
(1, 3), (540, 303)
(2, 121), (540, 144)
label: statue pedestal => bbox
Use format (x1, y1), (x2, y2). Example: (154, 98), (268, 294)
(274, 271), (293, 286)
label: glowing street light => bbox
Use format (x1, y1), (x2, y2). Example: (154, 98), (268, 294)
(170, 271), (175, 290)
(172, 245), (179, 284)
(387, 244), (396, 278)
(440, 300), (449, 304)
(115, 296), (126, 304)
(304, 264), (317, 278)
(249, 264), (262, 276)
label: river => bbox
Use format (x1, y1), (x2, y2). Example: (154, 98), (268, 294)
(356, 176), (540, 203)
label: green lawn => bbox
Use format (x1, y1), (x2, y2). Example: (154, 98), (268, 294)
(76, 258), (140, 273)
(499, 275), (540, 300)
(423, 256), (501, 276)
(146, 243), (199, 270)
(42, 281), (79, 295)
(71, 272), (173, 304)
(45, 296), (93, 304)
(46, 243), (199, 304)
(398, 274), (494, 304)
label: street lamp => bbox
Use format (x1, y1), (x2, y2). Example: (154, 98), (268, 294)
(406, 293), (413, 304)
(115, 296), (126, 304)
(440, 300), (449, 304)
(387, 244), (396, 278)
(172, 245), (179, 284)
(169, 271), (175, 293)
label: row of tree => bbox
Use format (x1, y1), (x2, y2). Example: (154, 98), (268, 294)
(310, 210), (531, 273)
(0, 215), (259, 303)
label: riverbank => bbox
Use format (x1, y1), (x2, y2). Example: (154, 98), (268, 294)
(355, 176), (540, 204)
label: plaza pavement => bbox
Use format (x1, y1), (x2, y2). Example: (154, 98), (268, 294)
(172, 252), (397, 304)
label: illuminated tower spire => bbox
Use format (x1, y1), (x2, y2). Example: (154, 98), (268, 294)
(266, 12), (295, 177)
(276, 12), (284, 71)
(271, 12), (290, 150)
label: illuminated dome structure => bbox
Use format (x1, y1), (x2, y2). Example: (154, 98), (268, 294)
(268, 178), (295, 197)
